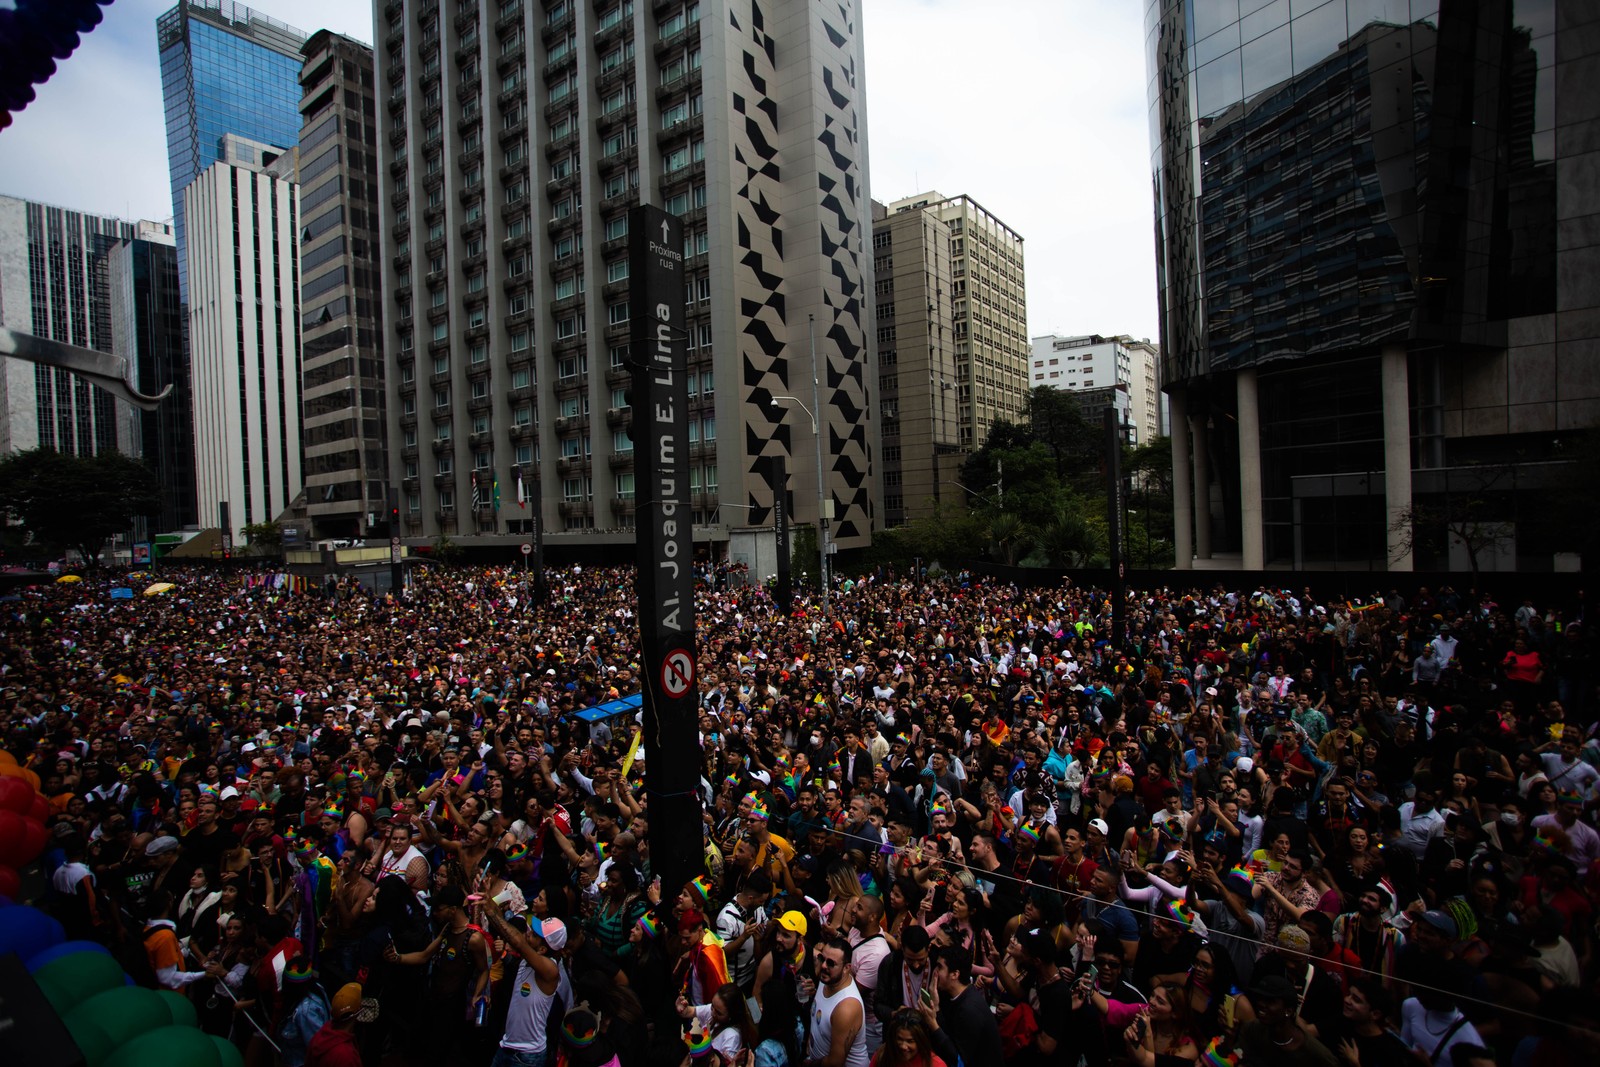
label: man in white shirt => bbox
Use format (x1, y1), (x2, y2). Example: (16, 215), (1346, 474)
(1397, 784), (1447, 861)
(847, 897), (892, 1054)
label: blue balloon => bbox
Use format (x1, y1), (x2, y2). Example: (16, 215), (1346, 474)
(0, 905), (64, 961)
(26, 938), (111, 972)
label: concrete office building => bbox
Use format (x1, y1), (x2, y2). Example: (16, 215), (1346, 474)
(159, 1), (307, 302)
(1147, 0), (1600, 571)
(1030, 333), (1164, 445)
(184, 135), (303, 543)
(873, 192), (1026, 525)
(106, 225), (196, 532)
(297, 30), (388, 538)
(375, 0), (877, 549)
(0, 195), (142, 458)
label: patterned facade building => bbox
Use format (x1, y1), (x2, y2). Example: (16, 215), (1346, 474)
(374, 0), (876, 547)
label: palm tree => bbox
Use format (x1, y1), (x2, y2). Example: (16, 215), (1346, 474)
(987, 512), (1028, 566)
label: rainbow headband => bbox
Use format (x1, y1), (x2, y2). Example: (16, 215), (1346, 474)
(1202, 1038), (1239, 1067)
(1226, 865), (1255, 885)
(1160, 819), (1185, 841)
(505, 844), (529, 863)
(637, 913), (661, 939)
(688, 875), (713, 903)
(687, 1024), (713, 1058)
(1017, 822), (1041, 846)
(1166, 901), (1197, 926)
(748, 801), (770, 822)
(289, 833), (316, 855)
(285, 960), (318, 984)
(563, 1015), (599, 1047)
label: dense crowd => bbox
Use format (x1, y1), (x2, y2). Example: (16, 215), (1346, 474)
(4, 562), (1598, 1067)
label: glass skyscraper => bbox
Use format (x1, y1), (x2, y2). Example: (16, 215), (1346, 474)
(158, 1), (306, 299)
(1146, 0), (1597, 573)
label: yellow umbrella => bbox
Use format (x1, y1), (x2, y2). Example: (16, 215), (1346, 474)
(143, 582), (176, 596)
(55, 574), (82, 584)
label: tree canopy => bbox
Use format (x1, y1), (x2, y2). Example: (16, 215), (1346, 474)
(0, 448), (159, 566)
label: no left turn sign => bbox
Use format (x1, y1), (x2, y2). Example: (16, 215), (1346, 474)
(661, 648), (694, 698)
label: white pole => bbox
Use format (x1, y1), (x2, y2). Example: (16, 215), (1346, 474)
(809, 313), (828, 615)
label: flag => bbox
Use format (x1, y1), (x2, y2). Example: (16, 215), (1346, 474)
(516, 468), (527, 509)
(492, 476), (501, 511)
(471, 474), (483, 512)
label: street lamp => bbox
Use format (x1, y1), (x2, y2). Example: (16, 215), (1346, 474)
(771, 391), (832, 614)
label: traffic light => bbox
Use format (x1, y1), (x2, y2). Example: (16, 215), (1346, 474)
(0, 1), (115, 132)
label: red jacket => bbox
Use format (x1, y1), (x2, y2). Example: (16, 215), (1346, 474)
(306, 1023), (362, 1067)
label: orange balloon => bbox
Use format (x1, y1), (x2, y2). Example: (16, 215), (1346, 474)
(0, 750), (16, 767)
(0, 764), (40, 792)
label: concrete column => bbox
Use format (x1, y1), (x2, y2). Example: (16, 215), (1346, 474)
(1190, 411), (1212, 559)
(1169, 389), (1193, 568)
(1236, 368), (1264, 569)
(1382, 344), (1413, 571)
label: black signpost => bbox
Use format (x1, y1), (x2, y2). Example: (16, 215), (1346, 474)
(628, 205), (704, 901)
(388, 490), (402, 594)
(769, 454), (791, 615)
(218, 501), (232, 560)
(1104, 408), (1127, 647)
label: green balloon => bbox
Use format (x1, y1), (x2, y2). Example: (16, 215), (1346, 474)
(65, 986), (170, 1048)
(104, 1024), (222, 1067)
(67, 1018), (117, 1067)
(32, 951), (125, 1014)
(156, 988), (199, 1028)
(210, 1034), (243, 1067)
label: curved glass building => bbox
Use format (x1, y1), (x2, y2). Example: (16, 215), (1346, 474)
(1145, 0), (1597, 571)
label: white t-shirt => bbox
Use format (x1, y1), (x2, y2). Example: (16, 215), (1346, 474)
(501, 958), (573, 1054)
(1399, 1000), (1482, 1063)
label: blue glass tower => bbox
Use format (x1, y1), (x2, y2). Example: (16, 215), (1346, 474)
(158, 1), (306, 299)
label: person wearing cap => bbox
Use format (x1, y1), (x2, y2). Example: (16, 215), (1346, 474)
(753, 909), (810, 1015)
(306, 982), (374, 1067)
(1236, 973), (1338, 1065)
(479, 902), (573, 1067)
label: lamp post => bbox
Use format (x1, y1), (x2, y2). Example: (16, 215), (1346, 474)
(771, 388), (828, 616)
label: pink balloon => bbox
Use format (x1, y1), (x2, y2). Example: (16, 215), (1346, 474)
(16, 817), (48, 866)
(0, 775), (33, 815)
(0, 865), (18, 900)
(28, 795), (49, 824)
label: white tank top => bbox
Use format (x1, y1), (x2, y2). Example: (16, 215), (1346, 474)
(808, 979), (870, 1067)
(501, 957), (573, 1053)
(381, 845), (424, 884)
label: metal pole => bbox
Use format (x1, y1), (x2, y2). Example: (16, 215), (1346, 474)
(809, 314), (828, 615)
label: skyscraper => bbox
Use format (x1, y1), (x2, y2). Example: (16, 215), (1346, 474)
(185, 135), (303, 543)
(297, 30), (388, 538)
(158, 1), (308, 300)
(1147, 0), (1599, 572)
(0, 195), (141, 458)
(1029, 334), (1164, 446)
(375, 0), (877, 551)
(107, 224), (195, 532)
(872, 193), (1027, 525)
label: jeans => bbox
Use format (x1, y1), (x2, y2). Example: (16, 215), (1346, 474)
(490, 1048), (549, 1067)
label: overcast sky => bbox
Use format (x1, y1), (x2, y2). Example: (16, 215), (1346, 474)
(0, 0), (1158, 341)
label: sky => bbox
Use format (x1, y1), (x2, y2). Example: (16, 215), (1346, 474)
(0, 0), (1159, 341)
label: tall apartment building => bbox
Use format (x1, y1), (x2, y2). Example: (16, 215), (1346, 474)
(185, 136), (303, 543)
(375, 0), (876, 549)
(107, 225), (195, 532)
(0, 195), (141, 458)
(160, 1), (307, 304)
(1029, 333), (1164, 445)
(873, 192), (1026, 525)
(298, 30), (389, 538)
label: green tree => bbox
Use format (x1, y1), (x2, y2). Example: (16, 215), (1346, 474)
(241, 521), (283, 555)
(0, 448), (158, 567)
(986, 511), (1029, 566)
(432, 532), (464, 564)
(1025, 386), (1100, 487)
(791, 524), (819, 588)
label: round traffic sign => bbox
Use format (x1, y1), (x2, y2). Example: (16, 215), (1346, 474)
(661, 648), (694, 699)
(520, 543), (533, 556)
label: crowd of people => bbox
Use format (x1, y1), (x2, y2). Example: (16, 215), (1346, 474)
(4, 561), (1598, 1067)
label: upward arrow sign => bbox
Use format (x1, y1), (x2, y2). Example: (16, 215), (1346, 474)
(661, 219), (671, 244)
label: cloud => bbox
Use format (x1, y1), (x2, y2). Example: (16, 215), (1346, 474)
(863, 0), (1158, 341)
(0, 0), (1160, 344)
